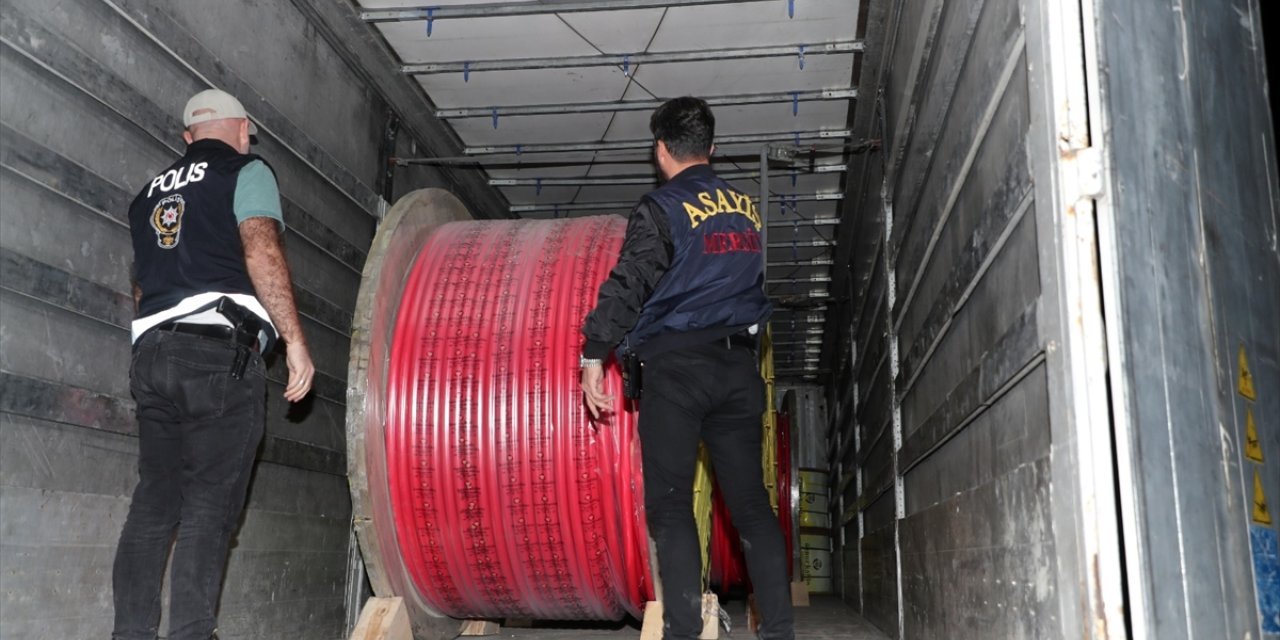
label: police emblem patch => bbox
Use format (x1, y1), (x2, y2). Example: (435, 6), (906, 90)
(151, 194), (185, 249)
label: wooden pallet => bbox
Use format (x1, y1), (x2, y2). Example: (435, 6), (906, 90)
(640, 593), (722, 640)
(458, 619), (501, 636)
(348, 597), (412, 640)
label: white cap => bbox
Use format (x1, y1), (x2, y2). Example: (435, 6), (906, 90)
(182, 89), (258, 135)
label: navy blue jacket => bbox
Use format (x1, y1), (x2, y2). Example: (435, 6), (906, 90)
(582, 164), (772, 359)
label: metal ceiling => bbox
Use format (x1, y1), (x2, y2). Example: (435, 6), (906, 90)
(356, 0), (864, 380)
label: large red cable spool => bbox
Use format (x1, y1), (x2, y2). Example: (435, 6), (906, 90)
(347, 190), (652, 637)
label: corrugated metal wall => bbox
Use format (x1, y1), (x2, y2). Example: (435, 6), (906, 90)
(831, 0), (1064, 636)
(0, 1), (500, 637)
(832, 0), (1279, 637)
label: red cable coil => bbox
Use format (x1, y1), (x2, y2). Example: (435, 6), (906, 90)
(384, 217), (652, 620)
(776, 411), (794, 580)
(709, 480), (748, 593)
(709, 410), (792, 593)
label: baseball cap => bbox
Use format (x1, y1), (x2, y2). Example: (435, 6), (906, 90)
(182, 89), (258, 135)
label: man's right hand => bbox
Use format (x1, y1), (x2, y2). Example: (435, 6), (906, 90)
(283, 340), (314, 403)
(580, 364), (614, 420)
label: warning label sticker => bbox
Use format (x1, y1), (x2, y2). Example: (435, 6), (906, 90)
(1249, 525), (1280, 633)
(1247, 407), (1265, 464)
(1256, 468), (1273, 527)
(1239, 344), (1257, 401)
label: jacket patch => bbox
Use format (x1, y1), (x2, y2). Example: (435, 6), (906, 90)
(151, 193), (185, 249)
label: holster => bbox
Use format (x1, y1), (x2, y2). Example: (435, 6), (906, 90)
(215, 297), (269, 379)
(621, 350), (643, 400)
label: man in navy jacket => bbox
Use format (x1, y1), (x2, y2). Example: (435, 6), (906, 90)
(581, 97), (794, 640)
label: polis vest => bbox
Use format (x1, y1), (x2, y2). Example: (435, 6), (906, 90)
(128, 139), (268, 318)
(625, 164), (773, 355)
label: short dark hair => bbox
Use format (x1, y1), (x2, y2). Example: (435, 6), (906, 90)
(650, 97), (715, 161)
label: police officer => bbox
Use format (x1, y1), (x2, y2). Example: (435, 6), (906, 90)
(581, 97), (795, 640)
(113, 89), (314, 640)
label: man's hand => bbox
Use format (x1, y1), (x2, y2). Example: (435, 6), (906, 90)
(580, 364), (614, 419)
(283, 340), (315, 403)
(241, 217), (313, 403)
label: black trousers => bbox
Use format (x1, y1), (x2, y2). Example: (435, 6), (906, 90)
(113, 329), (265, 640)
(639, 340), (795, 640)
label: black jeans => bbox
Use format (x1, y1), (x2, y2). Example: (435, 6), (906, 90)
(113, 330), (265, 640)
(639, 340), (795, 640)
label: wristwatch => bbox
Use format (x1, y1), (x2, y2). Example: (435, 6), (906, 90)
(579, 355), (603, 369)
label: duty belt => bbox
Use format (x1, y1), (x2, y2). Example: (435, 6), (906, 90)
(155, 322), (257, 349)
(722, 331), (758, 350)
(154, 322), (260, 379)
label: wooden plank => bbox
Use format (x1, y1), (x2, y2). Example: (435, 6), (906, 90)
(699, 593), (720, 639)
(640, 601), (664, 640)
(791, 581), (811, 607)
(638, 595), (722, 640)
(458, 620), (500, 636)
(349, 597), (412, 640)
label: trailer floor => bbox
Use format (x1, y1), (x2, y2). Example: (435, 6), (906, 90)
(490, 596), (890, 639)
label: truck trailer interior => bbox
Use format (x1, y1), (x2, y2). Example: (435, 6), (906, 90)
(1, 1), (1277, 639)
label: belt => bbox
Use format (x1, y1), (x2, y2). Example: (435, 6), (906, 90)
(723, 331), (758, 350)
(154, 321), (258, 350)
